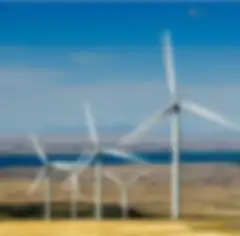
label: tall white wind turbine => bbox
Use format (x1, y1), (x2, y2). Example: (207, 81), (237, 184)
(62, 101), (147, 220)
(26, 135), (87, 220)
(54, 160), (91, 219)
(104, 168), (152, 219)
(26, 134), (55, 220)
(118, 30), (240, 219)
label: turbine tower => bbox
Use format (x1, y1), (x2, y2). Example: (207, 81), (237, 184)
(118, 30), (240, 219)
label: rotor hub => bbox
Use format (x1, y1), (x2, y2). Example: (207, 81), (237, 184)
(172, 103), (181, 113)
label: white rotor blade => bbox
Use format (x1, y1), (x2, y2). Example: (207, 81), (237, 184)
(29, 134), (47, 164)
(162, 30), (178, 98)
(118, 106), (171, 146)
(26, 168), (46, 195)
(60, 159), (92, 190)
(74, 154), (96, 174)
(104, 170), (122, 185)
(105, 168), (151, 186)
(102, 148), (147, 165)
(61, 173), (80, 192)
(71, 174), (78, 192)
(76, 154), (96, 165)
(127, 169), (152, 185)
(51, 163), (73, 171)
(83, 101), (99, 147)
(182, 101), (240, 131)
(74, 162), (91, 175)
(52, 157), (93, 172)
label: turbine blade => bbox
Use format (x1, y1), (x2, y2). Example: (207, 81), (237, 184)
(75, 163), (91, 175)
(26, 168), (46, 195)
(182, 100), (240, 131)
(60, 158), (92, 190)
(104, 170), (122, 185)
(83, 101), (99, 147)
(103, 148), (147, 165)
(51, 163), (73, 171)
(162, 30), (178, 98)
(29, 134), (47, 163)
(128, 170), (152, 185)
(118, 106), (172, 146)
(61, 174), (80, 194)
(75, 154), (95, 173)
(76, 154), (95, 165)
(71, 174), (78, 193)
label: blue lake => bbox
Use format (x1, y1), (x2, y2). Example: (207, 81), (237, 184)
(0, 150), (239, 168)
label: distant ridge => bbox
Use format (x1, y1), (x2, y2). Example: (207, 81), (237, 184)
(0, 134), (239, 154)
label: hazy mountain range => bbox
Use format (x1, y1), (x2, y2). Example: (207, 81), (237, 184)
(0, 134), (239, 154)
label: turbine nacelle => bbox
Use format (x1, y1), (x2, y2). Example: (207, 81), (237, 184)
(169, 102), (181, 114)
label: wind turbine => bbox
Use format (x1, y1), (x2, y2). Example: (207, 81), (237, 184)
(26, 134), (88, 220)
(55, 161), (90, 219)
(104, 168), (152, 219)
(62, 101), (147, 220)
(61, 173), (85, 219)
(118, 30), (240, 219)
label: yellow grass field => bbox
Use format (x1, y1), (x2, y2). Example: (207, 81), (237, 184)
(0, 164), (240, 235)
(0, 220), (240, 236)
(1, 164), (240, 218)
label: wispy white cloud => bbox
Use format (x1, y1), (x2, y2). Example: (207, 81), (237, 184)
(1, 66), (240, 137)
(0, 46), (240, 141)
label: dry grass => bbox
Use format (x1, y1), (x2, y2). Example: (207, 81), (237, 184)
(0, 164), (240, 217)
(0, 220), (239, 236)
(0, 164), (240, 235)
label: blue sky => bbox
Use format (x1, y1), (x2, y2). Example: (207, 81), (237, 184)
(1, 2), (240, 140)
